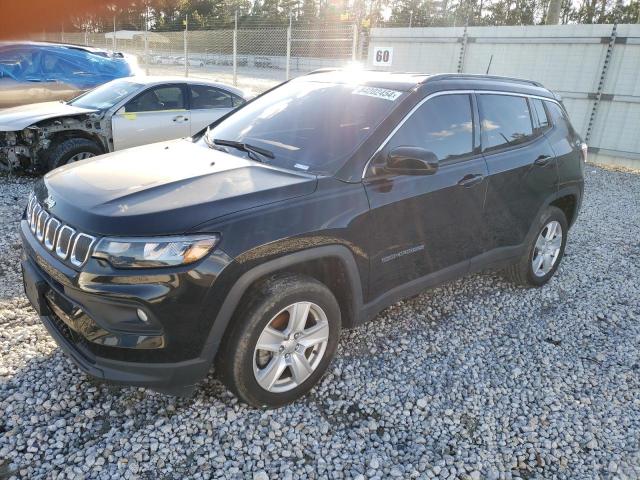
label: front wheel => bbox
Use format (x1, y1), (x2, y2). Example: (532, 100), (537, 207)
(215, 274), (341, 408)
(505, 206), (568, 287)
(47, 138), (102, 171)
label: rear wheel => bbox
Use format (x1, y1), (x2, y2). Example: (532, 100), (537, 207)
(505, 206), (568, 287)
(47, 138), (102, 171)
(216, 274), (341, 408)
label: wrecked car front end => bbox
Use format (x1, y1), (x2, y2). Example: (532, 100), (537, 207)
(0, 110), (111, 173)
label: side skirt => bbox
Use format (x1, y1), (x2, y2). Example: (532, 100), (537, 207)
(357, 243), (525, 326)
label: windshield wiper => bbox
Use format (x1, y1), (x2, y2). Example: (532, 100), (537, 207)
(211, 138), (275, 163)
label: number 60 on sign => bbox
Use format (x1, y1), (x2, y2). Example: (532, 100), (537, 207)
(372, 47), (393, 66)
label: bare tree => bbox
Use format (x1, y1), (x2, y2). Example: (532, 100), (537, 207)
(546, 0), (561, 23)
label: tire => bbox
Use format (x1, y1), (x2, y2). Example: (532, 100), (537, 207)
(47, 138), (102, 171)
(505, 206), (568, 287)
(216, 274), (341, 408)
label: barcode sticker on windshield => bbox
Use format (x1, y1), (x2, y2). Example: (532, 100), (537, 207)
(352, 86), (402, 101)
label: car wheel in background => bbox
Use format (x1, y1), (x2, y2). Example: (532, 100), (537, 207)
(47, 138), (103, 171)
(216, 274), (341, 408)
(505, 206), (568, 287)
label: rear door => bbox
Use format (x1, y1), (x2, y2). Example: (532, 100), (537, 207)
(112, 84), (190, 150)
(363, 93), (489, 299)
(187, 84), (244, 135)
(479, 93), (558, 253)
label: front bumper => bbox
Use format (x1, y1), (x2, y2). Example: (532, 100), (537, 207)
(20, 220), (233, 395)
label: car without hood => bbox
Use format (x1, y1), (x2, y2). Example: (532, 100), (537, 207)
(0, 76), (249, 172)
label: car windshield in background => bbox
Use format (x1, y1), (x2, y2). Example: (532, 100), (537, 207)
(69, 79), (141, 110)
(206, 81), (405, 175)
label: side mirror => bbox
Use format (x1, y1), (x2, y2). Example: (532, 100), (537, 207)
(386, 146), (439, 175)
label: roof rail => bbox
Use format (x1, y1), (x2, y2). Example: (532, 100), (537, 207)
(423, 74), (543, 88)
(304, 68), (342, 76)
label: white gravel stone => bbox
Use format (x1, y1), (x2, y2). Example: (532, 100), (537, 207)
(1, 165), (640, 479)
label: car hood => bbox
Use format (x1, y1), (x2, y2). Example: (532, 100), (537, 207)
(37, 140), (317, 236)
(0, 101), (98, 131)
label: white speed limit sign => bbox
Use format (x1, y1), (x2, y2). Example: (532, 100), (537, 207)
(372, 47), (393, 66)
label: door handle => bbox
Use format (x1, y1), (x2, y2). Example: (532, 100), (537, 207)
(172, 115), (187, 122)
(534, 155), (552, 166)
(457, 173), (485, 188)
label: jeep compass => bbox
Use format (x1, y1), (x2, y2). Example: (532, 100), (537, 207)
(20, 71), (585, 407)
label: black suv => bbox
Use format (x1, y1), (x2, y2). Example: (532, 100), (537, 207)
(20, 71), (585, 407)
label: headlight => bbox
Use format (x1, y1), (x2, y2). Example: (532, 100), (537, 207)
(93, 234), (220, 269)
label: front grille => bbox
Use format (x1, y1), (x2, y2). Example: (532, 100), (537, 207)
(26, 195), (96, 267)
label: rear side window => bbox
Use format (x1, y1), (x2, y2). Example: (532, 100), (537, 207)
(478, 94), (534, 151)
(126, 86), (184, 112)
(386, 94), (474, 162)
(0, 48), (38, 79)
(531, 98), (550, 132)
(545, 101), (576, 136)
(190, 85), (241, 109)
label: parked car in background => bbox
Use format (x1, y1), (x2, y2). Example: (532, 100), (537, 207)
(0, 42), (139, 109)
(173, 57), (205, 67)
(20, 71), (585, 407)
(0, 76), (249, 172)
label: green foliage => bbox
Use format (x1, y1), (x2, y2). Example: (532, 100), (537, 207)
(71, 0), (640, 33)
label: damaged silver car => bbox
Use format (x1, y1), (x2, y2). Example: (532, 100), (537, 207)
(0, 76), (249, 172)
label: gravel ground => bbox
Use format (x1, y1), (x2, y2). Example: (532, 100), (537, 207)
(1, 165), (639, 480)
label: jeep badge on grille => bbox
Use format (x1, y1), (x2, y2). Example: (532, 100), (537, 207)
(43, 196), (56, 209)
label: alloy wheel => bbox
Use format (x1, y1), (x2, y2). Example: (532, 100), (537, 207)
(532, 220), (563, 277)
(69, 152), (96, 162)
(253, 302), (330, 393)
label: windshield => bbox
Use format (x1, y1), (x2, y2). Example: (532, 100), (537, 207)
(205, 80), (405, 175)
(69, 79), (141, 110)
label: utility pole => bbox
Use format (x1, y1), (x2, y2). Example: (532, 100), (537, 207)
(184, 14), (189, 77)
(144, 6), (149, 75)
(233, 10), (238, 86)
(286, 12), (292, 80)
(113, 16), (116, 51)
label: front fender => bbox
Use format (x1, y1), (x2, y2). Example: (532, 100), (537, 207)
(200, 244), (364, 365)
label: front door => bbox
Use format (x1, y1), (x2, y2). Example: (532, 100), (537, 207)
(363, 93), (489, 300)
(112, 84), (191, 150)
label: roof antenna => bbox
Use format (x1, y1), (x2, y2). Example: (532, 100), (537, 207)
(486, 55), (493, 74)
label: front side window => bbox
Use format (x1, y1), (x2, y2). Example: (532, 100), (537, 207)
(385, 94), (474, 163)
(125, 85), (184, 112)
(478, 94), (534, 151)
(205, 80), (405, 174)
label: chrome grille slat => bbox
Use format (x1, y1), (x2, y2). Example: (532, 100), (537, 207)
(36, 211), (50, 241)
(26, 197), (96, 267)
(55, 225), (75, 260)
(30, 204), (41, 233)
(70, 233), (96, 267)
(44, 218), (61, 250)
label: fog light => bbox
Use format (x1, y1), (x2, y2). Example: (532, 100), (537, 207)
(136, 308), (149, 323)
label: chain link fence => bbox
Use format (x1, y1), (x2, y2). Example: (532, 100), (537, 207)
(32, 16), (359, 93)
